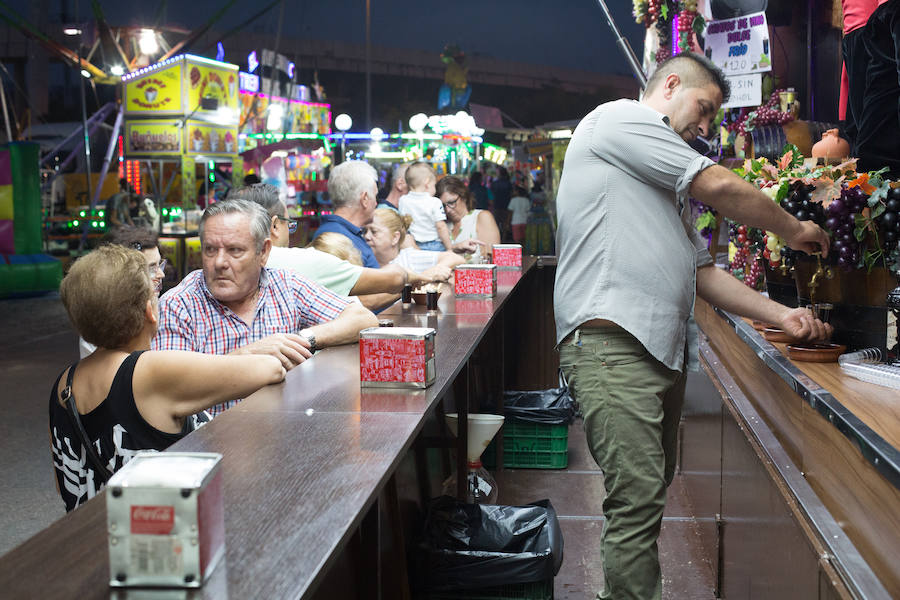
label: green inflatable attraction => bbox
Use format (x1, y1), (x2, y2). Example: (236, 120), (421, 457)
(0, 142), (63, 297)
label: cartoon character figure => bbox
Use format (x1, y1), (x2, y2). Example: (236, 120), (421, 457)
(438, 44), (471, 111)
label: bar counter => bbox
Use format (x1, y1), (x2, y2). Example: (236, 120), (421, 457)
(0, 258), (548, 599)
(694, 298), (900, 598)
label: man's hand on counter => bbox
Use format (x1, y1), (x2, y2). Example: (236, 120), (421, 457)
(230, 333), (313, 370)
(777, 306), (833, 343)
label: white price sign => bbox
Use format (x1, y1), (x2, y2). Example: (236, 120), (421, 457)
(705, 11), (771, 76)
(722, 73), (762, 108)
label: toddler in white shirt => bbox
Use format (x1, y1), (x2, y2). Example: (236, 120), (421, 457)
(398, 162), (452, 251)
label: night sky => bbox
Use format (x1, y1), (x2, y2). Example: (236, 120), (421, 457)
(23, 0), (646, 76)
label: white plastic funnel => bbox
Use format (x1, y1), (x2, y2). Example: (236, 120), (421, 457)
(445, 413), (504, 463)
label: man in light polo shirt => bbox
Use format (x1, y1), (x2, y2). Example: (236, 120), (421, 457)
(554, 53), (832, 600)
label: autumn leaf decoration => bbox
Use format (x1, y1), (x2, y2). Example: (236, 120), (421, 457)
(847, 172), (877, 195)
(811, 174), (845, 207)
(778, 149), (794, 171)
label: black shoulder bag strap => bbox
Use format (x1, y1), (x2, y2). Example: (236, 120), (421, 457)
(60, 362), (114, 483)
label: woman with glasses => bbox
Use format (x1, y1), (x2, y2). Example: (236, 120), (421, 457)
(78, 226), (168, 358)
(436, 175), (501, 263)
(52, 245), (285, 512)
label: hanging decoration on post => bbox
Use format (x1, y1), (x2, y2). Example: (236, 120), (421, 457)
(632, 0), (704, 63)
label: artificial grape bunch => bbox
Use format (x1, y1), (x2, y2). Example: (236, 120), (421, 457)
(763, 231), (785, 268)
(676, 9), (698, 52)
(725, 89), (794, 137)
(632, 0), (662, 26)
(780, 182), (826, 227)
(728, 223), (765, 288)
(877, 186), (900, 254)
(823, 185), (867, 270)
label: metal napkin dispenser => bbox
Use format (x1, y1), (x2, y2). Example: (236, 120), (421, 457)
(454, 264), (497, 297)
(359, 326), (436, 388)
(106, 452), (224, 588)
(491, 243), (523, 269)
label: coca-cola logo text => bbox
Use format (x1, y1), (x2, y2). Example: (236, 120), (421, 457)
(131, 505), (175, 535)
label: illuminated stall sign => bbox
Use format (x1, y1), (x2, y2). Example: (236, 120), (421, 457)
(125, 120), (182, 155)
(185, 121), (238, 156)
(125, 65), (183, 115)
(123, 55), (239, 121)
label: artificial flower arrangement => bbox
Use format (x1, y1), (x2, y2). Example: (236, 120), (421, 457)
(695, 145), (900, 290)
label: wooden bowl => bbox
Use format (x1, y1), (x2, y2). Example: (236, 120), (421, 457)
(751, 320), (773, 331)
(411, 290), (442, 306)
(787, 343), (847, 363)
(763, 327), (798, 343)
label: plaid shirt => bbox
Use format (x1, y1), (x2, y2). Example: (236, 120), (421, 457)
(152, 267), (352, 416)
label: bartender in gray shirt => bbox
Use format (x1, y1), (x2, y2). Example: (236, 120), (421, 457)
(554, 53), (831, 600)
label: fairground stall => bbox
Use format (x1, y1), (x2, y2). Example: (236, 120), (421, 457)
(236, 69), (332, 245)
(122, 54), (242, 286)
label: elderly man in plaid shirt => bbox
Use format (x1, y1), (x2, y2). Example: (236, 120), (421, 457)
(152, 199), (378, 417)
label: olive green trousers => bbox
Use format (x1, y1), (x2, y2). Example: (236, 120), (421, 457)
(559, 326), (686, 600)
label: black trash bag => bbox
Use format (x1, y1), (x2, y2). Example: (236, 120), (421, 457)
(417, 495), (563, 592)
(502, 372), (576, 425)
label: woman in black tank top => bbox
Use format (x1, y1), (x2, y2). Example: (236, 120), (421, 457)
(50, 246), (286, 512)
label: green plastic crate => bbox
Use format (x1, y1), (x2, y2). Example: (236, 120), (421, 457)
(423, 578), (553, 600)
(483, 421), (568, 469)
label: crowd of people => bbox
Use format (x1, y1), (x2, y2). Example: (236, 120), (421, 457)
(49, 156), (513, 512)
(49, 51), (838, 600)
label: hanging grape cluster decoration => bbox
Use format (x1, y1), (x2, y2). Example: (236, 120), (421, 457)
(632, 0), (705, 63)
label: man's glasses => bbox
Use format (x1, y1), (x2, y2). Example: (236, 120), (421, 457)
(149, 259), (167, 277)
(277, 215), (299, 234)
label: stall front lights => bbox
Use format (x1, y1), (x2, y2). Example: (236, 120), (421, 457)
(79, 210), (86, 217)
(99, 221), (105, 228)
(98, 210), (104, 217)
(72, 220), (79, 227)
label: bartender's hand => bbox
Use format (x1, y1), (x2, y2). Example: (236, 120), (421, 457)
(778, 306), (832, 342)
(232, 333), (312, 370)
(785, 220), (831, 258)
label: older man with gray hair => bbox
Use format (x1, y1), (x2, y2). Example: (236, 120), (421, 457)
(152, 199), (378, 416)
(312, 160), (381, 268)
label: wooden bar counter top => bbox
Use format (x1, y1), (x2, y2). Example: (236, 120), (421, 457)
(696, 298), (900, 596)
(0, 259), (540, 599)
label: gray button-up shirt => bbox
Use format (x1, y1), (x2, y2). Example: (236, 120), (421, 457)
(554, 99), (715, 372)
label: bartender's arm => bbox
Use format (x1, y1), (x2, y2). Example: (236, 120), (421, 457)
(696, 264), (831, 342)
(690, 164), (830, 256)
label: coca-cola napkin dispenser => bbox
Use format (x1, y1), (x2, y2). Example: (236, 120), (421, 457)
(106, 452), (224, 588)
(359, 326), (436, 388)
(491, 243), (523, 269)
(454, 264), (497, 297)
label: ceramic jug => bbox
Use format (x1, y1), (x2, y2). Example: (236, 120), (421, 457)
(811, 128), (850, 161)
